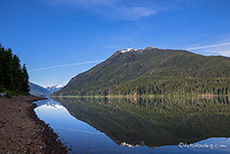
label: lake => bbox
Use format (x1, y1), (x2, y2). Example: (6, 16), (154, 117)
(34, 97), (230, 154)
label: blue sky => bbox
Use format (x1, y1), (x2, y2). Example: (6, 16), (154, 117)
(0, 0), (230, 86)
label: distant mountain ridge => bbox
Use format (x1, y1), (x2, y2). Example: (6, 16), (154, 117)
(29, 82), (51, 98)
(54, 47), (230, 96)
(44, 85), (63, 93)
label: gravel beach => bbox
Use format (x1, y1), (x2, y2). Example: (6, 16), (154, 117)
(0, 95), (68, 154)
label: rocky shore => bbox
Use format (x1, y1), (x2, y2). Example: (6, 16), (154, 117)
(0, 95), (68, 154)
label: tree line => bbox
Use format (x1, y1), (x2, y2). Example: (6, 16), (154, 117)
(0, 43), (29, 95)
(57, 76), (230, 96)
(110, 76), (230, 96)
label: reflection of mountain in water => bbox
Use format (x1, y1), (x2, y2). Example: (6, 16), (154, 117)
(35, 99), (62, 108)
(53, 97), (230, 148)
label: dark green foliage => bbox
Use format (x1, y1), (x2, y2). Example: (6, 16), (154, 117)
(2, 48), (13, 90)
(54, 47), (230, 96)
(21, 64), (30, 93)
(53, 97), (230, 147)
(12, 55), (21, 90)
(0, 43), (30, 95)
(0, 43), (3, 86)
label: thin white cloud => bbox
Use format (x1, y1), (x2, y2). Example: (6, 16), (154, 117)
(29, 59), (105, 72)
(205, 50), (230, 57)
(185, 41), (230, 57)
(111, 6), (156, 21)
(219, 50), (230, 57)
(186, 43), (230, 51)
(45, 0), (158, 20)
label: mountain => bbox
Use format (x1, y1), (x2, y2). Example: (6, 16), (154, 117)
(29, 82), (51, 98)
(53, 47), (230, 96)
(44, 85), (63, 93)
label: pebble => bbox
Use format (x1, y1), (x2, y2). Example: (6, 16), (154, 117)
(0, 96), (67, 153)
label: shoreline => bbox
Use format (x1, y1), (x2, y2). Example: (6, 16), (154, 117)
(52, 94), (230, 99)
(0, 95), (68, 153)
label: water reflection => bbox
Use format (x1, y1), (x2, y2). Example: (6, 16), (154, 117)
(53, 97), (230, 148)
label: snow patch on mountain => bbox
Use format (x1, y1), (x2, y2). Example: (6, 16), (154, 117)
(119, 47), (154, 54)
(44, 85), (63, 93)
(119, 48), (139, 53)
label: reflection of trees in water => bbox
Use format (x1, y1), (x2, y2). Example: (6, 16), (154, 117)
(53, 97), (230, 148)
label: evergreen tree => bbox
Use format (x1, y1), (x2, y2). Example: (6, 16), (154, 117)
(12, 55), (21, 91)
(0, 44), (3, 87)
(2, 48), (13, 90)
(21, 64), (30, 93)
(0, 43), (30, 95)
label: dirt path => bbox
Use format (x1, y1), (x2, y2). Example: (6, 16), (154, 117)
(0, 95), (68, 154)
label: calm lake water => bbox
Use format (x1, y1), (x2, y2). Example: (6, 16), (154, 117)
(34, 97), (230, 154)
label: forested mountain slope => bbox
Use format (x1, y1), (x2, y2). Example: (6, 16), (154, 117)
(54, 47), (230, 96)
